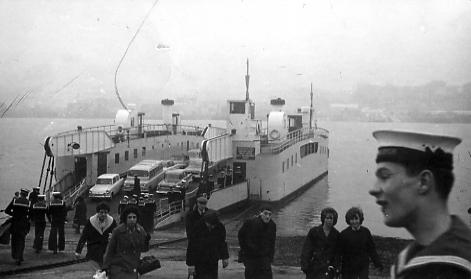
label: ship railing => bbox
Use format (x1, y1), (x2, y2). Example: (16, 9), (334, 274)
(54, 123), (205, 142)
(63, 178), (87, 205)
(154, 200), (184, 224)
(260, 127), (329, 154)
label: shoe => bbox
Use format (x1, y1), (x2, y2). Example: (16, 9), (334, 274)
(35, 249), (40, 254)
(16, 260), (22, 265)
(53, 250), (57, 254)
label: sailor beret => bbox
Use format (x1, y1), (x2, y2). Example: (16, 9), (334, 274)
(37, 195), (46, 199)
(373, 130), (461, 170)
(20, 188), (30, 194)
(52, 191), (62, 196)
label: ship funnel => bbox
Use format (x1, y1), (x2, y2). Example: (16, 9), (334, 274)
(270, 98), (285, 111)
(161, 98), (174, 125)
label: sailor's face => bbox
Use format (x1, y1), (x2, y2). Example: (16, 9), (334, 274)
(369, 162), (418, 228)
(348, 215), (361, 230)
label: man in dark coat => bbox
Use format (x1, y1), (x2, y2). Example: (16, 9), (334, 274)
(47, 192), (70, 253)
(186, 212), (229, 279)
(75, 203), (117, 268)
(28, 187), (40, 207)
(5, 188), (30, 265)
(133, 175), (141, 197)
(185, 196), (210, 237)
(73, 196), (87, 234)
(238, 206), (277, 279)
(300, 207), (340, 279)
(30, 194), (48, 253)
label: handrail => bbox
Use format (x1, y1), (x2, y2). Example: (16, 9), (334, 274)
(55, 123), (206, 138)
(260, 127), (329, 154)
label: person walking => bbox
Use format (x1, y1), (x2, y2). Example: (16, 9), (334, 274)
(185, 196), (212, 237)
(300, 207), (340, 279)
(28, 187), (40, 207)
(238, 206), (277, 279)
(338, 207), (383, 279)
(73, 196), (87, 234)
(47, 192), (70, 254)
(30, 194), (48, 253)
(102, 206), (150, 279)
(75, 203), (117, 269)
(186, 212), (229, 279)
(4, 188), (30, 265)
(369, 130), (471, 278)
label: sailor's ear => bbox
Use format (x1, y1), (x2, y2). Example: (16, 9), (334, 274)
(417, 169), (434, 195)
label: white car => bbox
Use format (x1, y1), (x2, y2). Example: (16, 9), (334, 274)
(89, 174), (124, 199)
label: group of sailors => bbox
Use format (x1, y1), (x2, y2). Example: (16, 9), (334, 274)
(2, 188), (71, 265)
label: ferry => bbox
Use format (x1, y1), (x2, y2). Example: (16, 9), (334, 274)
(40, 61), (329, 228)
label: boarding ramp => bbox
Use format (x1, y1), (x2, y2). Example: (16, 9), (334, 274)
(202, 126), (227, 139)
(201, 134), (233, 163)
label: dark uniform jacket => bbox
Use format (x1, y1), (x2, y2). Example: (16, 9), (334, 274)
(30, 200), (48, 223)
(47, 199), (69, 224)
(186, 219), (229, 266)
(5, 197), (30, 235)
(391, 216), (471, 279)
(185, 207), (213, 237)
(300, 225), (340, 276)
(238, 216), (276, 262)
(76, 214), (117, 264)
(102, 223), (150, 273)
(339, 226), (382, 274)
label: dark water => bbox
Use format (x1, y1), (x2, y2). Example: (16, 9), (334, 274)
(1, 118), (470, 238)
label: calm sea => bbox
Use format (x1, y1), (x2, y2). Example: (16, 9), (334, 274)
(1, 118), (470, 238)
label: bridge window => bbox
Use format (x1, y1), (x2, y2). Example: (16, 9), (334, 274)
(230, 101), (245, 114)
(295, 153), (297, 164)
(282, 161), (285, 173)
(134, 149), (138, 158)
(125, 151), (129, 161)
(142, 147), (146, 157)
(115, 153), (119, 164)
(291, 155), (293, 166)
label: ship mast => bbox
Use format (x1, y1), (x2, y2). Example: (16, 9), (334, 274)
(310, 83), (313, 129)
(245, 59), (250, 101)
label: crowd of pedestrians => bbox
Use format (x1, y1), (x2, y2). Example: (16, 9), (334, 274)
(1, 129), (470, 279)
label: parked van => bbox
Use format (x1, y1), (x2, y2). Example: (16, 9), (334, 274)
(123, 160), (165, 192)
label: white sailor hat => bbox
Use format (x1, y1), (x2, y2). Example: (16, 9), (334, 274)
(33, 187), (40, 190)
(373, 130), (461, 169)
(52, 191), (62, 197)
(20, 188), (30, 195)
(38, 195), (46, 200)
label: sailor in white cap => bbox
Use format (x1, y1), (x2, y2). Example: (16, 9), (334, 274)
(48, 191), (71, 254)
(31, 194), (48, 253)
(4, 188), (30, 265)
(369, 130), (471, 278)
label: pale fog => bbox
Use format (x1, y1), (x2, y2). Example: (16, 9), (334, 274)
(0, 0), (470, 115)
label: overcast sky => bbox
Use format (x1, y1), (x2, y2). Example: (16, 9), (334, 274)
(1, 0), (470, 106)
